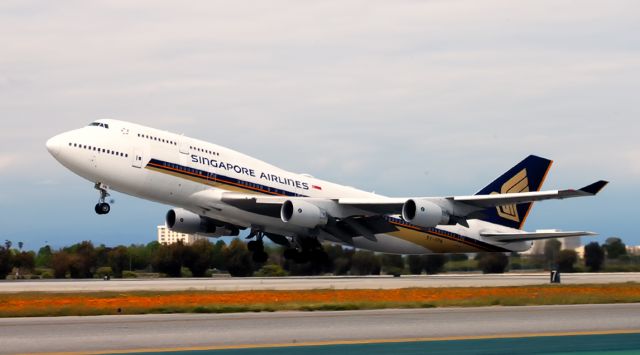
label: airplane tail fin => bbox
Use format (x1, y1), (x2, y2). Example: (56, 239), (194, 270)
(474, 155), (553, 230)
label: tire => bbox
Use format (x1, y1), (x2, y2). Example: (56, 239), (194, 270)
(294, 250), (310, 264)
(283, 248), (297, 260)
(247, 240), (263, 252)
(252, 251), (268, 263)
(99, 203), (110, 214)
(94, 203), (102, 215)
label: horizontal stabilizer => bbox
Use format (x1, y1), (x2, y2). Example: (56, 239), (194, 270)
(481, 230), (597, 243)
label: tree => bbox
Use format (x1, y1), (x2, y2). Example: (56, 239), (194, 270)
(222, 239), (254, 277)
(127, 244), (153, 271)
(478, 253), (509, 274)
(584, 242), (605, 272)
(152, 242), (187, 277)
(324, 244), (352, 275)
(185, 239), (214, 277)
(13, 251), (35, 272)
(604, 237), (627, 259)
(423, 255), (447, 274)
(51, 251), (72, 278)
(407, 255), (424, 274)
(544, 239), (562, 267)
(210, 240), (227, 271)
(61, 241), (98, 278)
(108, 246), (129, 278)
(351, 251), (381, 275)
(0, 244), (13, 279)
(381, 254), (405, 275)
(36, 245), (53, 268)
(449, 254), (469, 262)
(556, 250), (578, 273)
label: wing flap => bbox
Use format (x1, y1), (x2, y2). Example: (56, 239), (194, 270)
(481, 230), (597, 243)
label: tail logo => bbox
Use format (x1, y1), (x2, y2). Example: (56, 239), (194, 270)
(492, 169), (529, 222)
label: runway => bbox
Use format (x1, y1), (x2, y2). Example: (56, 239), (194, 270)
(1, 272), (639, 293)
(1, 304), (639, 354)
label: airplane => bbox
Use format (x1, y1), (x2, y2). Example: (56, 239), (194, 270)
(46, 119), (608, 263)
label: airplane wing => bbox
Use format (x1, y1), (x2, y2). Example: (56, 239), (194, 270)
(208, 180), (608, 221)
(448, 180), (609, 209)
(480, 230), (597, 243)
(337, 180), (608, 215)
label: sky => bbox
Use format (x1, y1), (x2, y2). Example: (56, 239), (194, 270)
(1, 1), (639, 250)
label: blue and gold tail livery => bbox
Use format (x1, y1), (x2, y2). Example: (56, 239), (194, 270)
(475, 155), (553, 229)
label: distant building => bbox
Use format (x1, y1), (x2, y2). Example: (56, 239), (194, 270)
(523, 236), (582, 256)
(157, 225), (205, 245)
(627, 245), (640, 255)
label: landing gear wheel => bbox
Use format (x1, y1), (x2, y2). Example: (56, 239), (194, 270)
(94, 182), (111, 215)
(252, 251), (269, 263)
(283, 248), (298, 261)
(95, 202), (110, 215)
(247, 240), (262, 252)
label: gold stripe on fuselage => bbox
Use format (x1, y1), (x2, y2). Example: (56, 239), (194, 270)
(146, 162), (493, 252)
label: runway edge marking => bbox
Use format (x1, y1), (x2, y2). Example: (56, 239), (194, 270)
(25, 329), (640, 355)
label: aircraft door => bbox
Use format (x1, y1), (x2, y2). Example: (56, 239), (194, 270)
(132, 149), (144, 168)
(179, 137), (189, 154)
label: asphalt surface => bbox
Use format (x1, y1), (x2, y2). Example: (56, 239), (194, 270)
(1, 273), (639, 293)
(1, 304), (639, 355)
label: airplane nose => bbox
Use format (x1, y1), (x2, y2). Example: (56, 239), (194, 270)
(46, 135), (63, 157)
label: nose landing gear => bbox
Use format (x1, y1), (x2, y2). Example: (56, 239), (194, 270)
(94, 182), (111, 215)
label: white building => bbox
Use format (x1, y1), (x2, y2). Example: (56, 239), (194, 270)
(157, 225), (205, 245)
(523, 237), (582, 256)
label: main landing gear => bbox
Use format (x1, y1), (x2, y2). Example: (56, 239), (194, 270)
(247, 230), (269, 263)
(94, 182), (111, 215)
(283, 238), (328, 264)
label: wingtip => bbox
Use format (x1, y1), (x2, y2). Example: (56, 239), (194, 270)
(579, 180), (609, 195)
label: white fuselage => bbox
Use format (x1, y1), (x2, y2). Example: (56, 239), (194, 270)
(47, 119), (529, 254)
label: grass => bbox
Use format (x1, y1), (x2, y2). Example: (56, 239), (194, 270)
(1, 283), (639, 318)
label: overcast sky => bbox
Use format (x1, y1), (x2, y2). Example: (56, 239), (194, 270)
(1, 1), (638, 249)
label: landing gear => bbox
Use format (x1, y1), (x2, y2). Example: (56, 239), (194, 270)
(94, 202), (110, 215)
(247, 231), (269, 263)
(283, 238), (328, 264)
(94, 182), (111, 215)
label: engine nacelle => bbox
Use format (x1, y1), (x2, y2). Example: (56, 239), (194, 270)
(165, 208), (239, 237)
(280, 200), (329, 229)
(401, 199), (450, 228)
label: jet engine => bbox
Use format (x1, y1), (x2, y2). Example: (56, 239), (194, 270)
(401, 199), (450, 228)
(280, 200), (329, 228)
(165, 208), (239, 237)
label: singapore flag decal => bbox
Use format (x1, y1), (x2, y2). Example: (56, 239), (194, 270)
(312, 185), (322, 190)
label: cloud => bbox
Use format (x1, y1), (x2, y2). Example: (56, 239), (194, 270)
(0, 0), (638, 244)
(0, 154), (18, 172)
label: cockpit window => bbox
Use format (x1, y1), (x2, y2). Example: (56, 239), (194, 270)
(88, 122), (109, 129)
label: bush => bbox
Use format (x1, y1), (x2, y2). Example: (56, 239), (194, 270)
(95, 267), (113, 278)
(222, 239), (254, 277)
(556, 250), (578, 273)
(255, 264), (289, 277)
(584, 242), (605, 272)
(478, 253), (509, 274)
(122, 271), (138, 278)
(41, 271), (54, 279)
(423, 255), (447, 275)
(180, 267), (193, 277)
(351, 251), (381, 275)
(381, 254), (405, 275)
